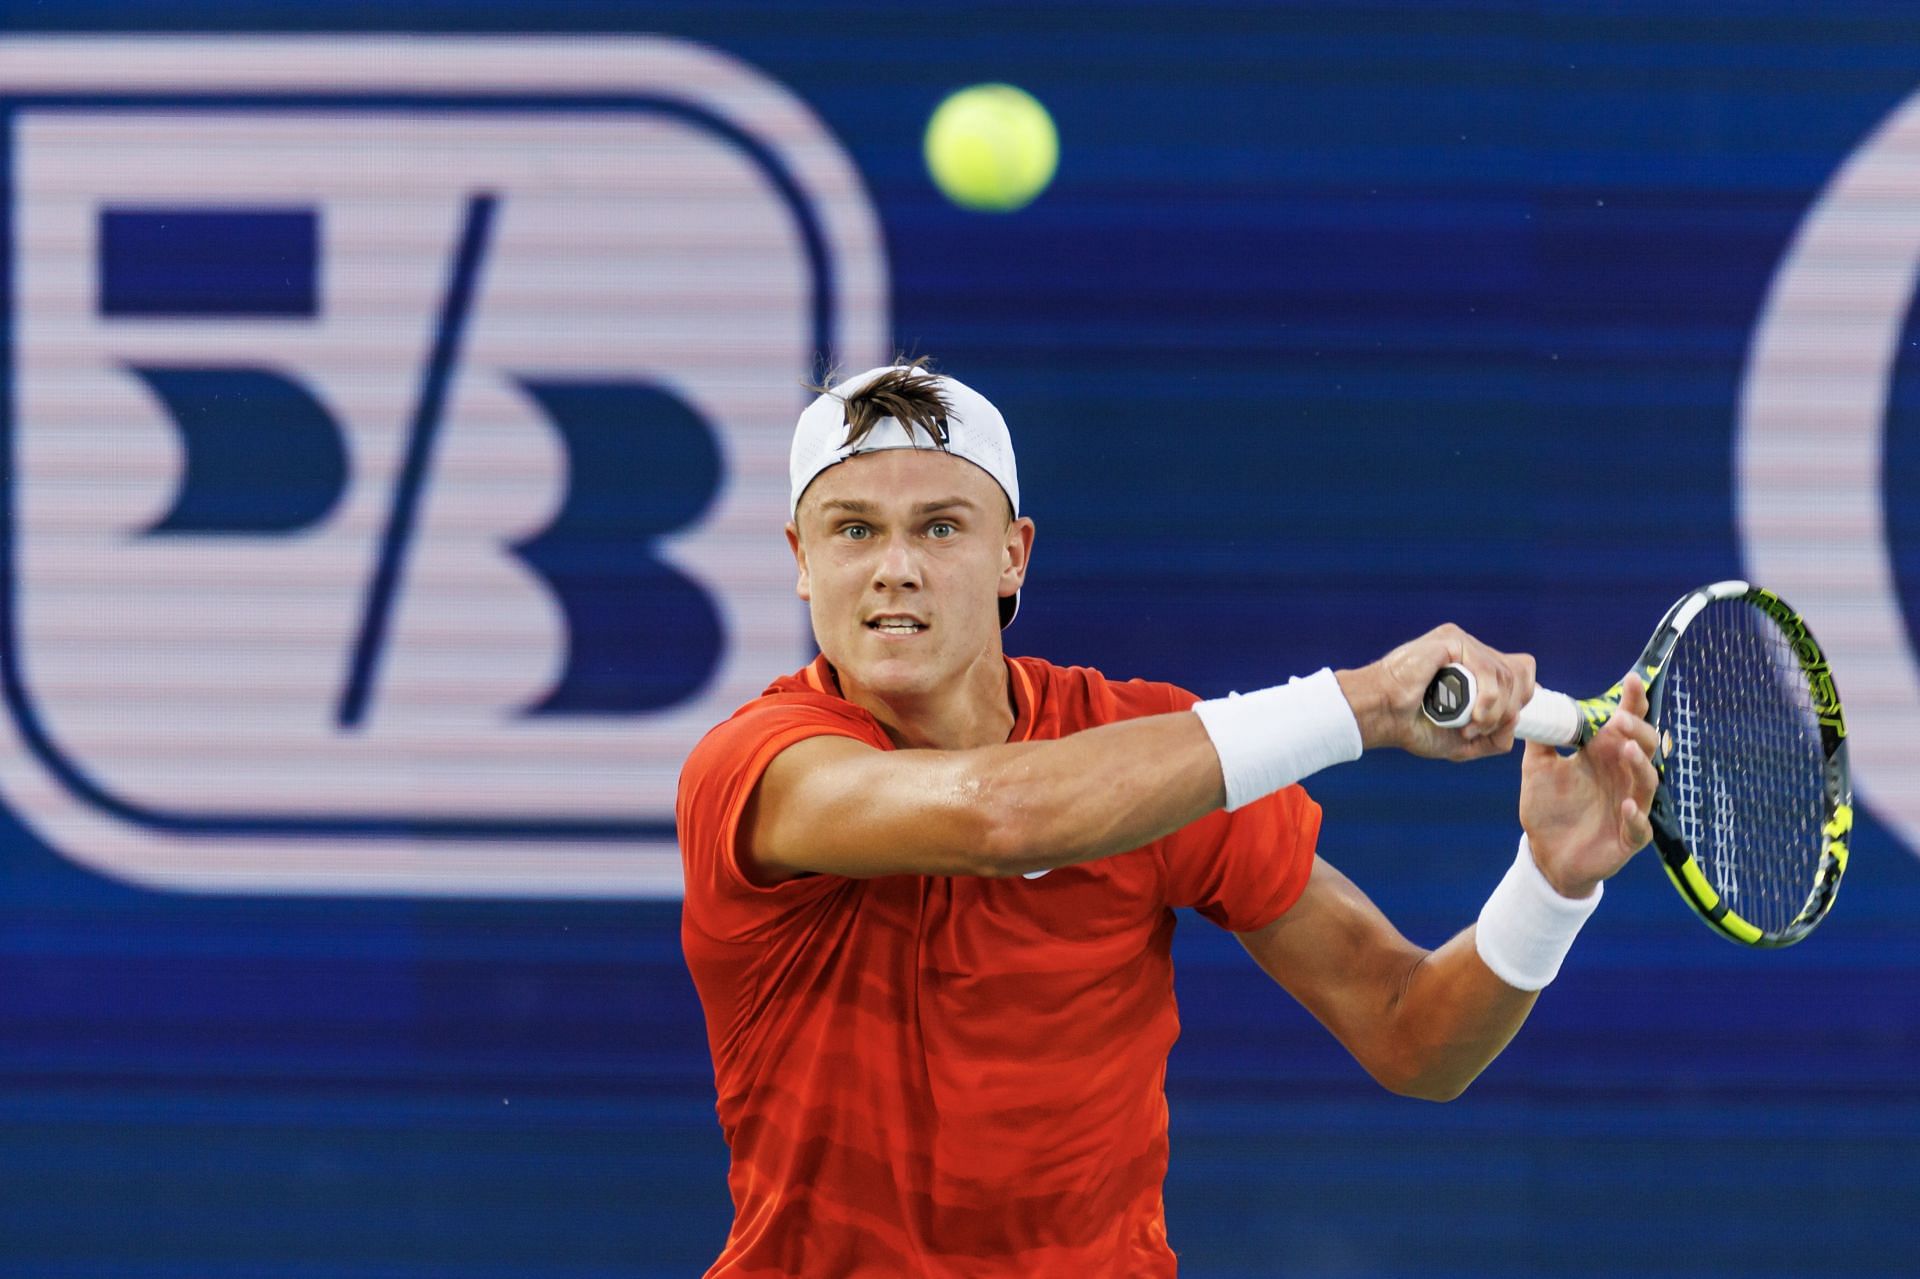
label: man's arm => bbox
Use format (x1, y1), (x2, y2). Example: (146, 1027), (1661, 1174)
(742, 623), (1535, 885)
(1234, 859), (1535, 1102)
(1236, 675), (1663, 1101)
(742, 712), (1228, 882)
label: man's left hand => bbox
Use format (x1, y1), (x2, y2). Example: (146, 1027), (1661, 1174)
(1518, 674), (1662, 899)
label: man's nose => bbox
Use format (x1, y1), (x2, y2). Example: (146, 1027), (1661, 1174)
(872, 534), (921, 591)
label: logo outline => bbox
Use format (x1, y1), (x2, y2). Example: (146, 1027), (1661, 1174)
(0, 38), (888, 894)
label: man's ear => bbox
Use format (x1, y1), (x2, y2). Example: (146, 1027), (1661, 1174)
(1001, 516), (1036, 595)
(786, 522), (810, 602)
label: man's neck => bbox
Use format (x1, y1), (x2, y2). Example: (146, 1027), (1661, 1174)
(831, 649), (1018, 751)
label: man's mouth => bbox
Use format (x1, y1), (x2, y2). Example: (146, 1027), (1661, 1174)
(867, 616), (928, 635)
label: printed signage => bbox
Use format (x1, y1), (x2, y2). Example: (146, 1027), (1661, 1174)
(0, 38), (887, 895)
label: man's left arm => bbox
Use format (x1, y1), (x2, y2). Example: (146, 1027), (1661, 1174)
(1237, 675), (1662, 1102)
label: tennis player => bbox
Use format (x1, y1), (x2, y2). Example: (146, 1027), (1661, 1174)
(677, 362), (1660, 1277)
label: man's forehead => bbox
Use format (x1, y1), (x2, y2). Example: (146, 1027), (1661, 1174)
(798, 448), (1005, 516)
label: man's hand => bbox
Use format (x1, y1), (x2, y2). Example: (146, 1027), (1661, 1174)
(1518, 673), (1661, 899)
(1336, 624), (1537, 760)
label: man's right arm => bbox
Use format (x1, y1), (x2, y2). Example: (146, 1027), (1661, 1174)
(740, 713), (1228, 883)
(741, 623), (1534, 885)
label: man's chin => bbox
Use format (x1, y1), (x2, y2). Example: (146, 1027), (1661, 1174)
(831, 645), (945, 700)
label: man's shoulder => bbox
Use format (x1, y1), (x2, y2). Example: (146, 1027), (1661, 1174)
(1010, 655), (1200, 732)
(682, 663), (885, 782)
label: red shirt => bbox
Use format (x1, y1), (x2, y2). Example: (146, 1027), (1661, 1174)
(677, 654), (1322, 1277)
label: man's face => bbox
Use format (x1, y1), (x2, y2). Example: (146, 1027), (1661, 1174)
(788, 448), (1033, 700)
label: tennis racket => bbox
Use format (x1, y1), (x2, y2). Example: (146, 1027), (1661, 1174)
(1421, 580), (1852, 947)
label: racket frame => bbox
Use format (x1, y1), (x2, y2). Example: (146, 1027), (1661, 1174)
(1634, 582), (1852, 948)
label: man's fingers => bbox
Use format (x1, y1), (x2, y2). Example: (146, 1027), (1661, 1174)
(1592, 728), (1660, 854)
(1464, 732), (1515, 759)
(1621, 736), (1658, 804)
(1407, 626), (1540, 758)
(1510, 651), (1537, 713)
(1461, 649), (1533, 744)
(1620, 672), (1649, 718)
(1620, 796), (1653, 849)
(1600, 703), (1659, 763)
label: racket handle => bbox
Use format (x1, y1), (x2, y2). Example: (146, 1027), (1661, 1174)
(1421, 664), (1585, 748)
(1513, 687), (1584, 747)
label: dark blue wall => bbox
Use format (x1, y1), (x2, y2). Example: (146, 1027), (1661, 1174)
(2, 4), (1917, 1276)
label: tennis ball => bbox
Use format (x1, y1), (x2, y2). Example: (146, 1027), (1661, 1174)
(924, 83), (1058, 213)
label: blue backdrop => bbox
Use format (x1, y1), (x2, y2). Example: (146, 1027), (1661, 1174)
(1, 3), (1917, 1276)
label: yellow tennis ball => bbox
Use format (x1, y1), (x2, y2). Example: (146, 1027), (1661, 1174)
(924, 83), (1059, 213)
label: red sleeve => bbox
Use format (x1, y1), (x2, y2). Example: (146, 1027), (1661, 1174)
(675, 692), (887, 943)
(1154, 683), (1323, 932)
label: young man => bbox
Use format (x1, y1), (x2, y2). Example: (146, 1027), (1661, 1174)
(677, 363), (1659, 1277)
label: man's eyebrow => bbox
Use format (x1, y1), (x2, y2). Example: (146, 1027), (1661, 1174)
(815, 497), (979, 517)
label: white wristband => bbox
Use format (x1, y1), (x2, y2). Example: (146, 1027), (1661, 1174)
(1474, 835), (1602, 991)
(1191, 668), (1363, 811)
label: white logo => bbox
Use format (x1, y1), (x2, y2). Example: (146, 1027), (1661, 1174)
(0, 38), (888, 895)
(1739, 82), (1920, 860)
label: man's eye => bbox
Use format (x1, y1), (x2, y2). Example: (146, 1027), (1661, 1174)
(842, 525), (870, 540)
(928, 522), (956, 538)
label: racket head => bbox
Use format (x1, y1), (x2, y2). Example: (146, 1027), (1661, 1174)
(1627, 581), (1852, 947)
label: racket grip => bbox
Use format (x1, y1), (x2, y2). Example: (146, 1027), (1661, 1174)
(1513, 688), (1583, 747)
(1421, 664), (1585, 748)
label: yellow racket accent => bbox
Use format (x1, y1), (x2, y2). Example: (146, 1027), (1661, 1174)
(1823, 803), (1853, 873)
(1661, 855), (1766, 946)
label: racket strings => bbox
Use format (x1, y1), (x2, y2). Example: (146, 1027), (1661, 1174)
(1660, 599), (1828, 936)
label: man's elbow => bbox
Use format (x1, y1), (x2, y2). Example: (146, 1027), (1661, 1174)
(972, 803), (1054, 878)
(1372, 1049), (1479, 1103)
(965, 758), (1066, 878)
(1386, 1071), (1472, 1104)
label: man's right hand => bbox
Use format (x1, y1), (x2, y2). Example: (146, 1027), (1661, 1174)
(1336, 625), (1536, 761)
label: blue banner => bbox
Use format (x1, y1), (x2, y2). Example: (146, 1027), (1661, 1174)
(0, 6), (1914, 1277)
